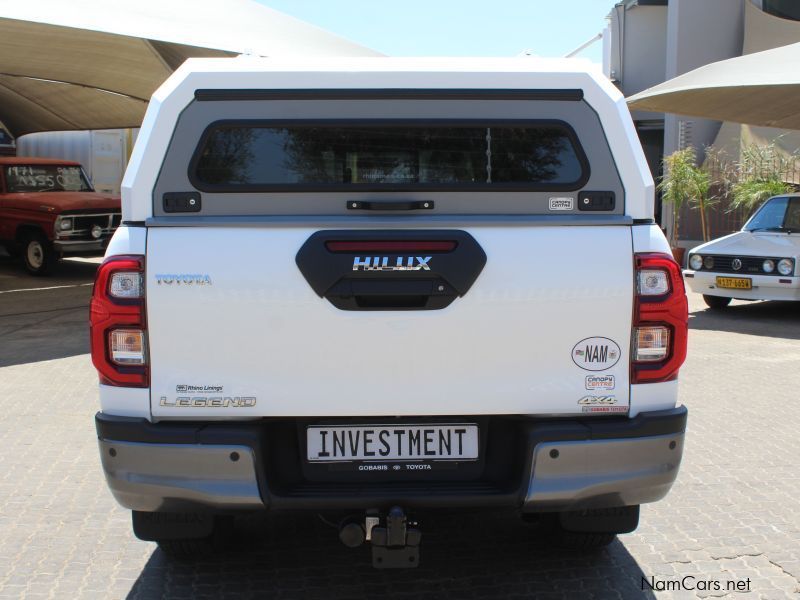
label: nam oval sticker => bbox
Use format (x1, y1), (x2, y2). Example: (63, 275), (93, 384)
(571, 337), (621, 371)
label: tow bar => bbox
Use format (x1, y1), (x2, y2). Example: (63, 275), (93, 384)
(338, 506), (422, 568)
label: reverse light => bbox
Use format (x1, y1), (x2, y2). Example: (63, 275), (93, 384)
(90, 255), (148, 387)
(637, 270), (670, 296)
(689, 254), (703, 270)
(110, 272), (143, 299)
(778, 258), (794, 276)
(762, 259), (775, 273)
(632, 253), (688, 384)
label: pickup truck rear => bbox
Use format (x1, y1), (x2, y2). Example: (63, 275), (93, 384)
(90, 57), (688, 567)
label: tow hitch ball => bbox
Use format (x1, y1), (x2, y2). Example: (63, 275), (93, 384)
(338, 506), (422, 568)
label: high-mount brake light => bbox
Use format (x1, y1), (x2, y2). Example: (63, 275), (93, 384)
(325, 240), (457, 253)
(632, 253), (688, 384)
(90, 255), (148, 387)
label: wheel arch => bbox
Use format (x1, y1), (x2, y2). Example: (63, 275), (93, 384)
(14, 223), (47, 244)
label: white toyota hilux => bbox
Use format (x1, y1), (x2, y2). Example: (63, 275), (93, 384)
(91, 57), (688, 568)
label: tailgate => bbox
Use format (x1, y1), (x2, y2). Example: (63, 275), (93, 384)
(147, 225), (633, 418)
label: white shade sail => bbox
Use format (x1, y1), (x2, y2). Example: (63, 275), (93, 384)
(0, 0), (380, 136)
(627, 42), (800, 130)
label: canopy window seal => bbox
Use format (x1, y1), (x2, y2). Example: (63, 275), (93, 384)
(187, 118), (591, 194)
(194, 88), (586, 102)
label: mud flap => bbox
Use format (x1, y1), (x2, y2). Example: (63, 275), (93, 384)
(559, 505), (640, 534)
(132, 510), (216, 541)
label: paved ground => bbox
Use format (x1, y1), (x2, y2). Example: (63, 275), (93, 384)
(0, 257), (798, 599)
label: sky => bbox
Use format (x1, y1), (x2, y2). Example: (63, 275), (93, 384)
(257, 0), (613, 64)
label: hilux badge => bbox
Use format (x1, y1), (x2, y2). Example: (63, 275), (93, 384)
(352, 256), (432, 271)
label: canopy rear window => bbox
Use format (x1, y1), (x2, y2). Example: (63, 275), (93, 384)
(191, 121), (588, 191)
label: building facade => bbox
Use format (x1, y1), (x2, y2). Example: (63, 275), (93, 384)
(604, 0), (800, 248)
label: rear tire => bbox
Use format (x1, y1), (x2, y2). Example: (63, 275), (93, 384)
(21, 231), (57, 276)
(703, 294), (732, 310)
(528, 506), (636, 551)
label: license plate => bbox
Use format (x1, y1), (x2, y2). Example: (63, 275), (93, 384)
(716, 276), (752, 290)
(306, 424), (479, 462)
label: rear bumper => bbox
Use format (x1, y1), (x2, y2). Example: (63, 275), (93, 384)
(95, 407), (687, 513)
(53, 238), (110, 254)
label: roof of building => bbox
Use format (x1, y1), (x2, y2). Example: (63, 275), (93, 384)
(0, 157), (82, 166)
(627, 41), (800, 129)
(0, 0), (380, 136)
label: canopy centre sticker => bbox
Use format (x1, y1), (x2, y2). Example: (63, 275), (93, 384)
(585, 374), (615, 390)
(572, 337), (621, 371)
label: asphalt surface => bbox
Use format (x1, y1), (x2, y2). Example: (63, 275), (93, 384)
(0, 256), (798, 599)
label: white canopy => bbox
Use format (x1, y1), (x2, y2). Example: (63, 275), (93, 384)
(627, 42), (800, 130)
(0, 0), (380, 136)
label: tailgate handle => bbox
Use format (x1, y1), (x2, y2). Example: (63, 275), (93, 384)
(163, 192), (201, 213)
(347, 200), (434, 211)
(327, 279), (454, 310)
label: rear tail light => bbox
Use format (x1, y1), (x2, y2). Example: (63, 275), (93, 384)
(633, 326), (670, 362)
(632, 253), (688, 384)
(109, 271), (143, 299)
(109, 329), (146, 365)
(637, 269), (670, 296)
(90, 255), (148, 387)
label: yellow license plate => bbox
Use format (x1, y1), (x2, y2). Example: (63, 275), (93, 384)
(716, 276), (752, 290)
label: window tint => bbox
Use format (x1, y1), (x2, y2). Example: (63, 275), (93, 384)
(784, 198), (800, 230)
(763, 0), (800, 21)
(193, 123), (586, 189)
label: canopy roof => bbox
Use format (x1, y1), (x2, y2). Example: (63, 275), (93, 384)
(0, 0), (380, 136)
(627, 42), (800, 130)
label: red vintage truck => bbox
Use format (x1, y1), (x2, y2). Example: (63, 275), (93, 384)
(0, 157), (121, 275)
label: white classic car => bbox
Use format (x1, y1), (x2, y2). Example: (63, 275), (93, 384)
(684, 194), (800, 308)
